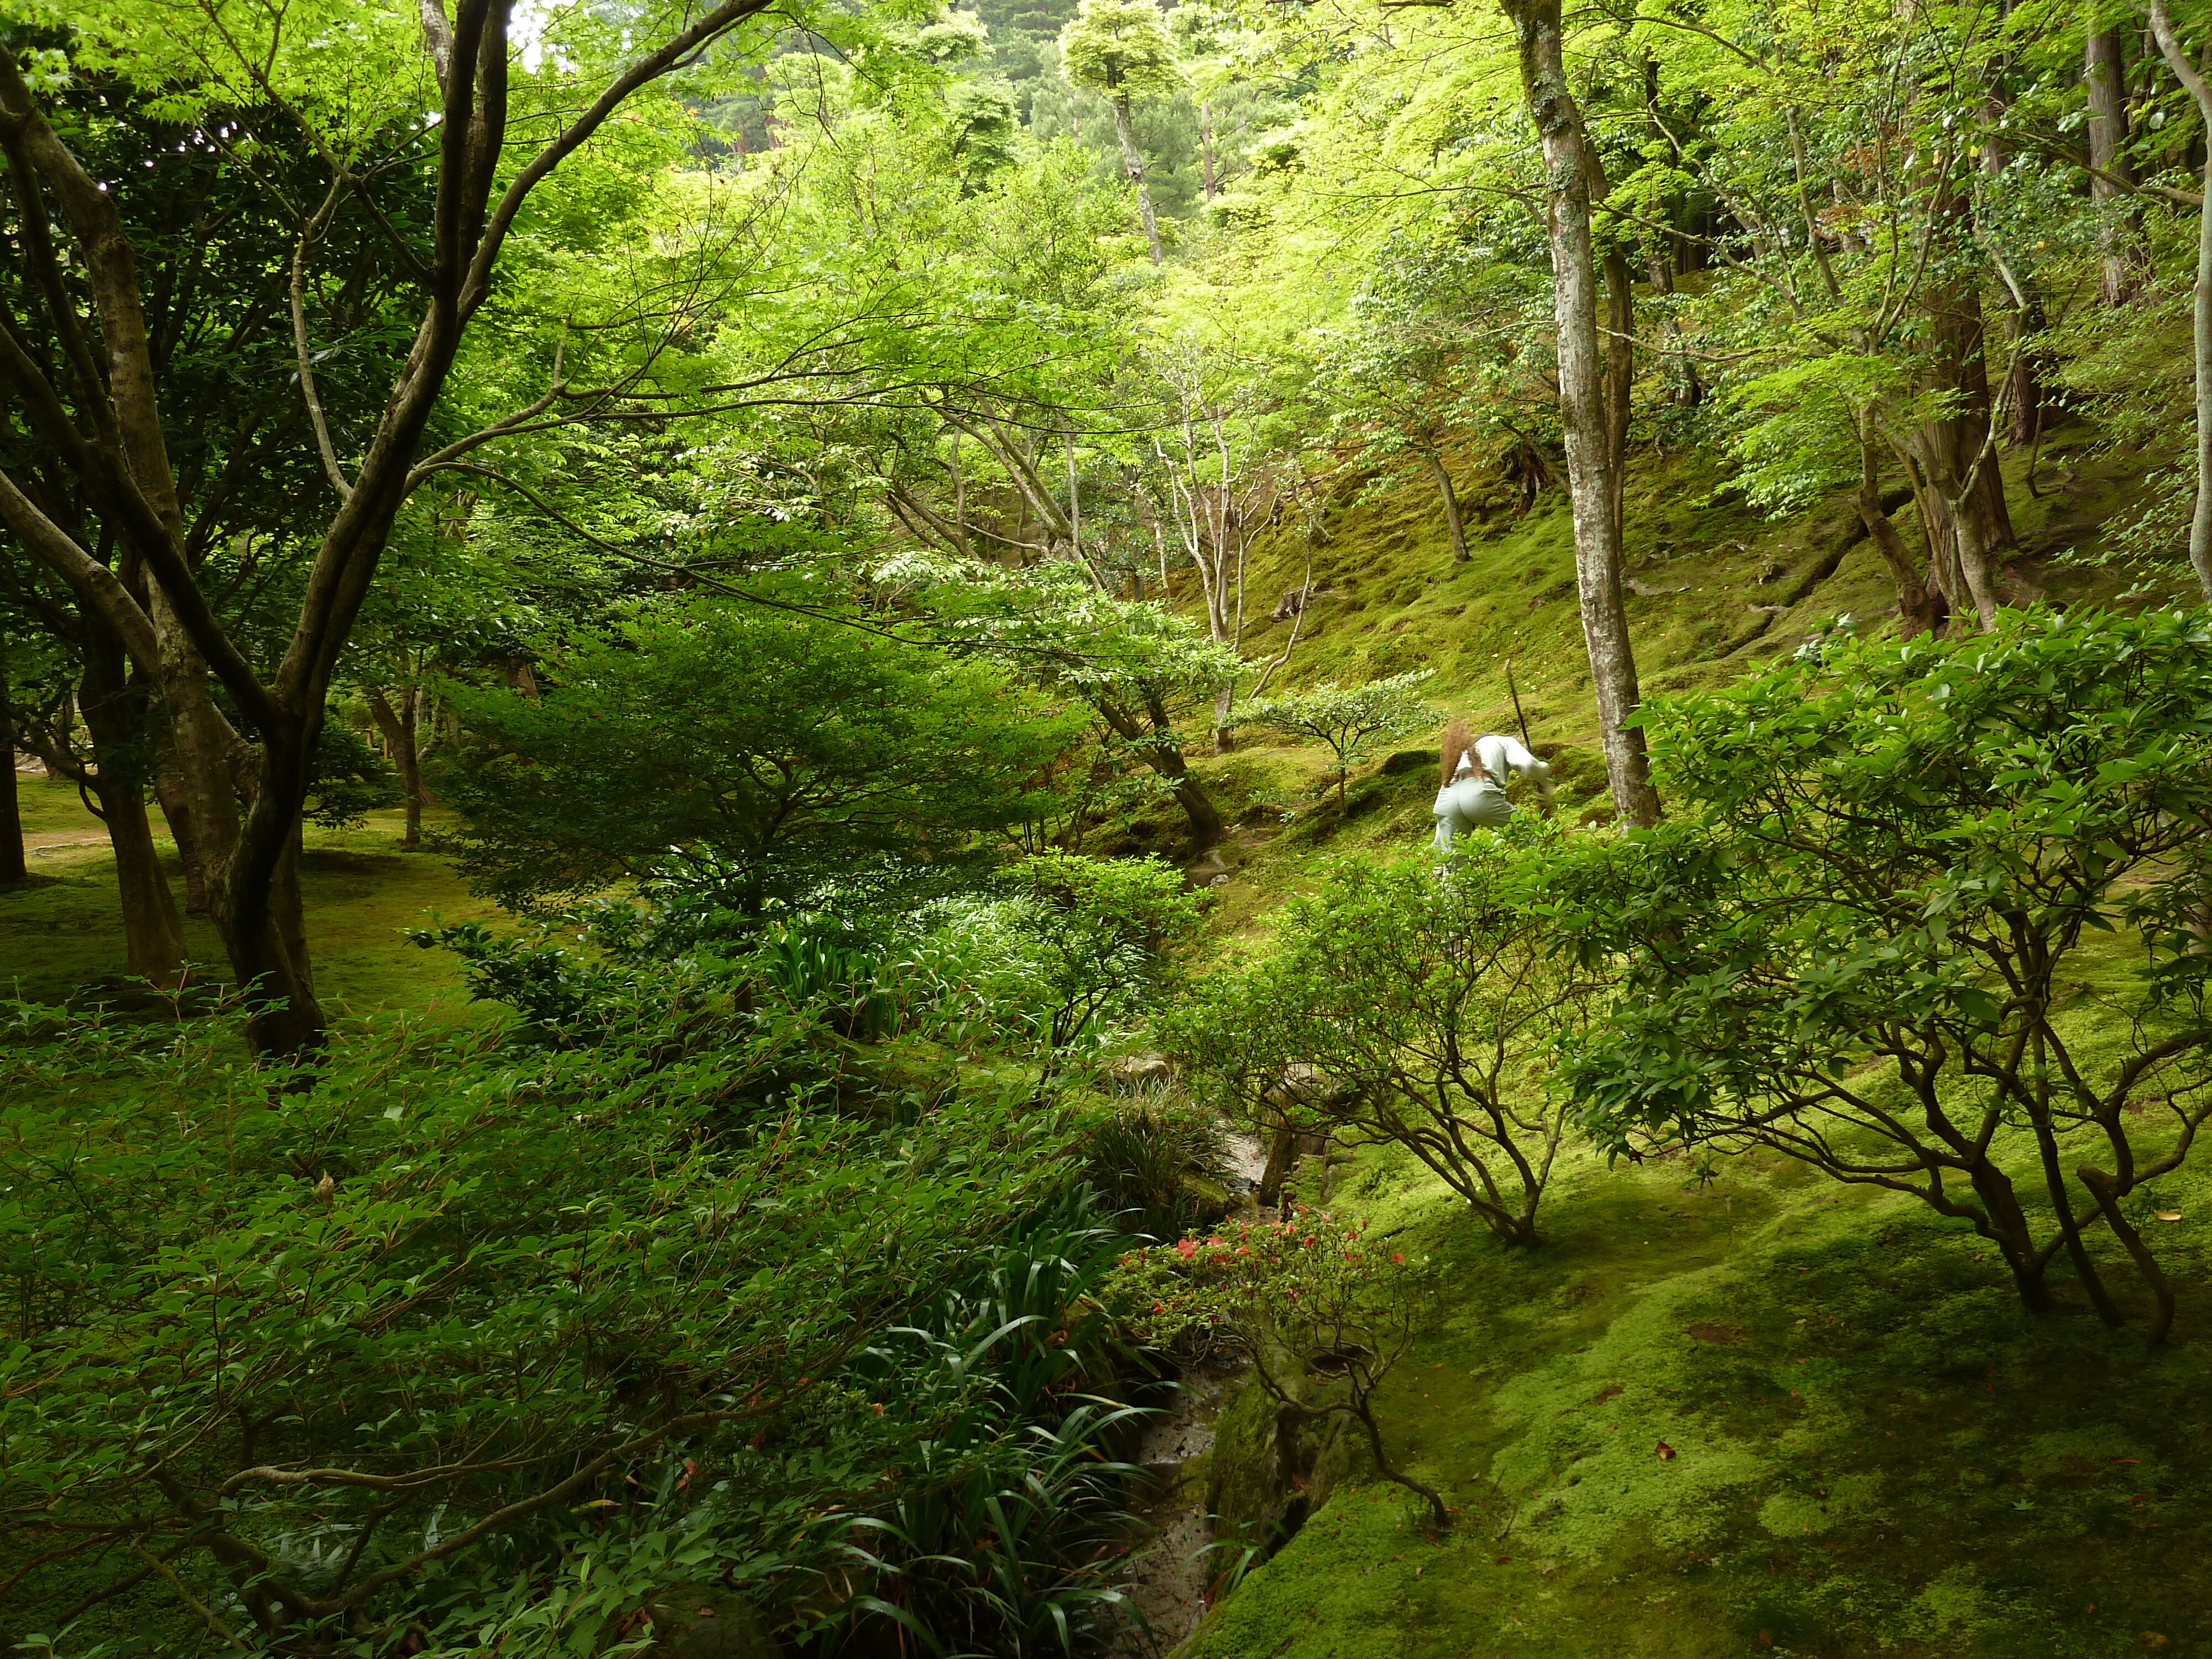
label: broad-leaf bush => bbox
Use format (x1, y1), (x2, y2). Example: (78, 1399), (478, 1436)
(1554, 608), (2212, 1336)
(1170, 834), (1602, 1244)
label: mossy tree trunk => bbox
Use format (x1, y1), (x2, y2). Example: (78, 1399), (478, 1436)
(1112, 91), (1164, 265)
(1501, 0), (1659, 828)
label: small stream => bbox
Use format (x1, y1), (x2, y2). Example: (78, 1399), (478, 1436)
(1111, 1128), (1270, 1655)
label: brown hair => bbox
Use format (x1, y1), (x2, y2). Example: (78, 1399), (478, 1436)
(1439, 718), (1474, 789)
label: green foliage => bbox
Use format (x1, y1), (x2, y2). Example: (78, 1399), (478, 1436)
(436, 598), (1081, 909)
(0, 983), (1078, 1653)
(1240, 671), (1437, 807)
(1080, 1097), (1235, 1241)
(1557, 607), (2212, 1323)
(1000, 850), (1207, 1051)
(1058, 0), (1184, 103)
(1173, 842), (1600, 1244)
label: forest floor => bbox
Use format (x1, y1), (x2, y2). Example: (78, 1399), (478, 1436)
(3, 775), (499, 1014)
(1177, 1134), (2212, 1659)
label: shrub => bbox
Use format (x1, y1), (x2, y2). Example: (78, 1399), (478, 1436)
(1556, 607), (2212, 1339)
(1170, 835), (1603, 1244)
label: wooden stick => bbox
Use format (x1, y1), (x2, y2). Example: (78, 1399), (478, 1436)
(1505, 659), (1532, 748)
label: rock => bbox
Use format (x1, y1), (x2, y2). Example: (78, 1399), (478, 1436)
(1627, 576), (1689, 598)
(1271, 583), (1330, 620)
(648, 1599), (781, 1659)
(1108, 1052), (1175, 1091)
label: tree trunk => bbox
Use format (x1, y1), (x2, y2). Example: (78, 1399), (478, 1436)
(1199, 98), (1218, 202)
(2150, 0), (2212, 603)
(153, 763), (208, 914)
(1425, 450), (1470, 562)
(219, 738), (325, 1057)
(2079, 1166), (2176, 1345)
(152, 596), (242, 927)
(1504, 0), (1660, 828)
(1855, 430), (1940, 637)
(1911, 176), (2015, 629)
(367, 686), (432, 850)
(2086, 29), (2140, 306)
(77, 648), (186, 984)
(1112, 92), (1164, 265)
(1966, 1159), (2051, 1312)
(1097, 692), (1225, 844)
(0, 637), (23, 884)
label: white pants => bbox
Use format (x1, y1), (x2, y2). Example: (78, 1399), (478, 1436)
(1433, 777), (1512, 853)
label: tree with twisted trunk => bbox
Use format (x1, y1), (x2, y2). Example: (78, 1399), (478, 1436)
(0, 1), (818, 1054)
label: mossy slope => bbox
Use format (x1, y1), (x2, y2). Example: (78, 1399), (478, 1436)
(1163, 431), (2212, 1656)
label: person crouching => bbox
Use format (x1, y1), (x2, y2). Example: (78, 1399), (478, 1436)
(1432, 719), (1554, 854)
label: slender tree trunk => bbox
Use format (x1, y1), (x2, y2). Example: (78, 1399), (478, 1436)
(1854, 434), (1940, 638)
(1112, 92), (1164, 265)
(1967, 1160), (2051, 1312)
(1425, 450), (1469, 562)
(0, 641), (22, 898)
(0, 637), (23, 884)
(1504, 0), (1659, 828)
(2086, 30), (2140, 306)
(1097, 692), (1225, 844)
(1910, 177), (2016, 629)
(2150, 0), (2212, 602)
(152, 762), (207, 914)
(2079, 1166), (2176, 1345)
(1199, 98), (1218, 202)
(367, 686), (432, 850)
(77, 648), (186, 984)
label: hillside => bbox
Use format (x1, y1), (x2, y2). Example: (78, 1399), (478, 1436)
(1113, 428), (2212, 1659)
(1130, 422), (2174, 928)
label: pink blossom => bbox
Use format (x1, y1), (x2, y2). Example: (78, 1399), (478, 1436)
(1391, 1251), (1406, 1265)
(1176, 1239), (1198, 1260)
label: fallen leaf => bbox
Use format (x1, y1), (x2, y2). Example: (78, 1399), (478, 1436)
(2130, 1493), (2153, 1506)
(1687, 1322), (1744, 1344)
(2110, 1457), (2142, 1466)
(1657, 1441), (1677, 1460)
(2140, 1634), (2169, 1650)
(2154, 1210), (2183, 1222)
(1594, 1383), (1625, 1403)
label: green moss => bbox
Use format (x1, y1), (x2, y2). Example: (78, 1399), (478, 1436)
(3, 788), (501, 1016)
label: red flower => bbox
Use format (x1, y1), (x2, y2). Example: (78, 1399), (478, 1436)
(1391, 1252), (1405, 1265)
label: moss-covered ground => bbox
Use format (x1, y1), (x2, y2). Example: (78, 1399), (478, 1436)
(3, 775), (499, 1015)
(1141, 431), (2212, 1657)
(1179, 1125), (2212, 1658)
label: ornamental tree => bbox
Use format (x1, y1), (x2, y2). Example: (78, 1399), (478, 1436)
(1059, 0), (1185, 264)
(1239, 670), (1437, 810)
(1175, 841), (1601, 1244)
(1555, 608), (2212, 1342)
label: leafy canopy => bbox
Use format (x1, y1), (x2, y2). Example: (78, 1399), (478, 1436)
(437, 596), (1082, 908)
(1058, 0), (1185, 102)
